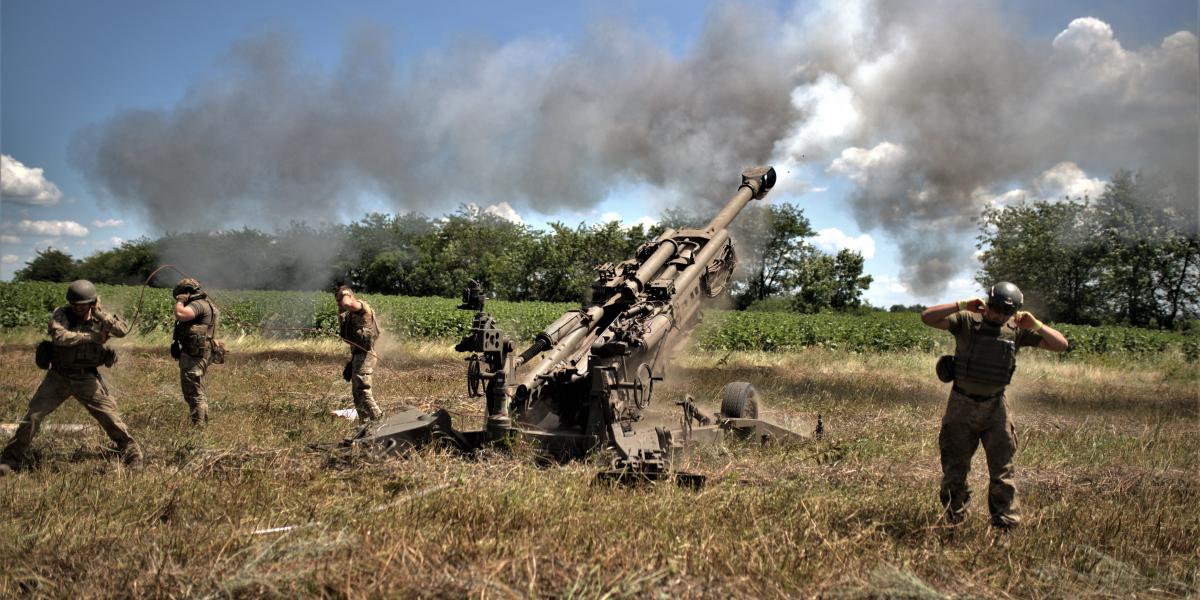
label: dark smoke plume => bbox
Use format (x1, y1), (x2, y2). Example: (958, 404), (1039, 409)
(70, 0), (1198, 297)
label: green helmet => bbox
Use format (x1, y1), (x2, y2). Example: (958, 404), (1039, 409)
(173, 277), (201, 297)
(987, 281), (1023, 314)
(66, 279), (98, 304)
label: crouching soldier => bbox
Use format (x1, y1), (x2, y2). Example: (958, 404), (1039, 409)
(335, 286), (384, 422)
(921, 282), (1069, 529)
(0, 280), (142, 474)
(172, 277), (220, 427)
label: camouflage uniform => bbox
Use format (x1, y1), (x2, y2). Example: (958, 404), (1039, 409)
(1, 306), (141, 468)
(174, 294), (217, 426)
(939, 311), (1043, 528)
(340, 300), (383, 421)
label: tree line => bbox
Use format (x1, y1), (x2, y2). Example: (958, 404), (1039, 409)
(14, 204), (874, 312)
(977, 170), (1198, 329)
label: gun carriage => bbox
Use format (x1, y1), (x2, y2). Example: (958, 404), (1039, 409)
(355, 166), (819, 481)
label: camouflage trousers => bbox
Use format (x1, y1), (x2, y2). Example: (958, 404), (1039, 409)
(179, 352), (209, 426)
(351, 351), (383, 422)
(1, 368), (141, 467)
(938, 388), (1019, 528)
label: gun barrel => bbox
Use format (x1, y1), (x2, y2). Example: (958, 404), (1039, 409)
(703, 166), (777, 233)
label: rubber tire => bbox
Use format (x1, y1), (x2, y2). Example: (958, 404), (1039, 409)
(720, 381), (759, 419)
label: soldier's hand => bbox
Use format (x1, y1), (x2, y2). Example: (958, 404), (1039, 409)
(1015, 311), (1043, 330)
(959, 297), (987, 314)
(175, 294), (190, 305)
(92, 330), (110, 344)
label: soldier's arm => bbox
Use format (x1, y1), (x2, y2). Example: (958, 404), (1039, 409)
(1038, 325), (1069, 352)
(920, 303), (957, 330)
(1014, 311), (1068, 352)
(49, 309), (101, 346)
(95, 309), (130, 338)
(923, 298), (987, 330)
(174, 295), (197, 321)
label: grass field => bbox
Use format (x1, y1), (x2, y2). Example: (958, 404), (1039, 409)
(0, 330), (1196, 598)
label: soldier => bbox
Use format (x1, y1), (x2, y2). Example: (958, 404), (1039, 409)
(0, 280), (142, 474)
(335, 286), (384, 422)
(172, 277), (219, 427)
(921, 282), (1069, 529)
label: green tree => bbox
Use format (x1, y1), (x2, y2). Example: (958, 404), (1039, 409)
(735, 204), (815, 308)
(829, 249), (873, 309)
(14, 248), (77, 282)
(76, 237), (158, 285)
(977, 199), (1103, 324)
(1095, 171), (1199, 328)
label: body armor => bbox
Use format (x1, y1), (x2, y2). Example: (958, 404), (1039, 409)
(48, 307), (118, 370)
(339, 303), (380, 353)
(953, 316), (1019, 388)
(173, 296), (218, 357)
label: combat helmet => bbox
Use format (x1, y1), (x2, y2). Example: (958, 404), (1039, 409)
(173, 277), (202, 298)
(987, 281), (1023, 315)
(66, 279), (98, 304)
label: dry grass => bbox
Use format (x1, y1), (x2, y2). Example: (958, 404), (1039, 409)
(0, 334), (1196, 599)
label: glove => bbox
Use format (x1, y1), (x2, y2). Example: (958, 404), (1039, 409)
(342, 360), (353, 382)
(175, 294), (190, 305)
(170, 341), (182, 360)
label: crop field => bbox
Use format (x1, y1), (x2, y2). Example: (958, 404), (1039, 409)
(0, 284), (1197, 598)
(3, 281), (1196, 357)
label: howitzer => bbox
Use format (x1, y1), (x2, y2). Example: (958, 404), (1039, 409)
(355, 166), (820, 481)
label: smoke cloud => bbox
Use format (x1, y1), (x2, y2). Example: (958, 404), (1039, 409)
(778, 0), (1198, 294)
(70, 0), (1198, 297)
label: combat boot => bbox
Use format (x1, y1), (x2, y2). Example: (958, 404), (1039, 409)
(119, 442), (144, 470)
(0, 449), (22, 474)
(991, 513), (1020, 531)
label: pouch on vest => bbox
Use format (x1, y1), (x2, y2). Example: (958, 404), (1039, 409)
(170, 340), (182, 360)
(101, 347), (118, 368)
(935, 355), (955, 383)
(35, 341), (53, 369)
(210, 338), (227, 365)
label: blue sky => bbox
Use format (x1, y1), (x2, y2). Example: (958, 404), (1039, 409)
(2, 0), (1196, 307)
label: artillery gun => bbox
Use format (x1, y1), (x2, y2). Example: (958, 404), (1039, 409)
(356, 166), (819, 481)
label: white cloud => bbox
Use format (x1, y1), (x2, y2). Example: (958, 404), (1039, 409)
(596, 212), (658, 230)
(826, 142), (907, 185)
(977, 187), (1028, 209)
(17, 220), (89, 237)
(978, 162), (1107, 209)
(1, 154), (63, 205)
(92, 219), (125, 228)
(1, 254), (18, 265)
(1033, 162), (1106, 201)
(627, 215), (659, 230)
(482, 202), (523, 224)
(108, 236), (125, 246)
(810, 227), (875, 259)
(0, 235), (20, 245)
(776, 73), (863, 160)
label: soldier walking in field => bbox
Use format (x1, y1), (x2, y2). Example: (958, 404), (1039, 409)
(172, 277), (221, 426)
(0, 280), (142, 474)
(335, 286), (384, 422)
(921, 282), (1069, 529)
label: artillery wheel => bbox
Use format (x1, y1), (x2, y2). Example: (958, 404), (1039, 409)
(719, 382), (759, 419)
